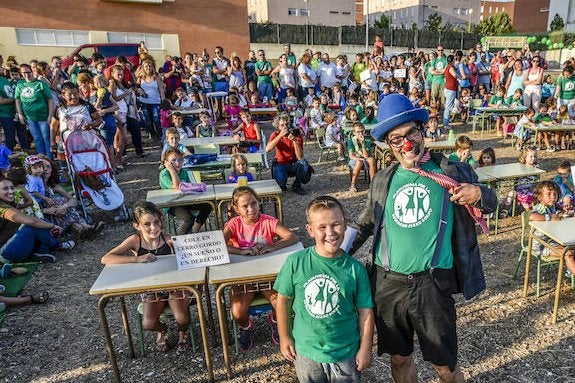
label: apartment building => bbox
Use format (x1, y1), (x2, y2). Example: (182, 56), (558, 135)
(0, 0), (249, 63)
(481, 0), (552, 33)
(366, 0), (481, 29)
(248, 0), (357, 26)
(480, 1), (515, 23)
(548, 0), (575, 32)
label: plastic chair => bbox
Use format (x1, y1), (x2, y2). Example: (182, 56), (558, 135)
(315, 127), (338, 164)
(230, 293), (272, 355)
(514, 211), (575, 296)
(466, 99), (484, 124)
(136, 302), (196, 356)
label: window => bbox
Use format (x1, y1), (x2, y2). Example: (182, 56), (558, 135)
(540, 7), (549, 12)
(288, 7), (297, 16)
(495, 6), (499, 12)
(16, 28), (89, 46)
(108, 32), (163, 49)
(489, 6), (492, 13)
(329, 11), (339, 15)
(481, 5), (484, 12)
(300, 8), (309, 17)
(342, 11), (351, 15)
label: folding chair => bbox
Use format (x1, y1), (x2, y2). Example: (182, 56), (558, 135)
(230, 293), (272, 355)
(314, 127), (338, 164)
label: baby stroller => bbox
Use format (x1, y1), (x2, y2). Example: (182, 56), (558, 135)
(64, 129), (131, 223)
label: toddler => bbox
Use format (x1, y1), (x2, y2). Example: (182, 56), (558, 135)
(348, 122), (375, 192)
(7, 167), (43, 219)
(223, 186), (298, 351)
(224, 94), (242, 133)
(459, 88), (471, 121)
(284, 88), (298, 111)
(424, 115), (442, 141)
(513, 107), (536, 151)
(309, 97), (326, 131)
(304, 87), (316, 109)
(24, 155), (51, 206)
(478, 147), (496, 167)
(324, 113), (345, 161)
(93, 74), (119, 148)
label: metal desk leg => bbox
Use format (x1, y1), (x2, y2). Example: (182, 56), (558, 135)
(184, 286), (214, 382)
(98, 295), (122, 383)
(202, 279), (217, 346)
(552, 250), (567, 324)
(216, 283), (233, 380)
(523, 228), (535, 297)
(119, 297), (135, 359)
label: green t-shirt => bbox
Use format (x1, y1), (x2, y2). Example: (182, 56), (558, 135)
(347, 136), (373, 158)
(286, 52), (297, 67)
(557, 74), (575, 100)
(488, 94), (505, 106)
(430, 56), (447, 84)
(377, 161), (454, 273)
(0, 76), (15, 118)
(159, 167), (190, 189)
(255, 60), (272, 84)
(15, 79), (52, 121)
(448, 152), (477, 167)
(351, 62), (366, 84)
(534, 113), (552, 123)
(273, 246), (373, 363)
(361, 116), (377, 125)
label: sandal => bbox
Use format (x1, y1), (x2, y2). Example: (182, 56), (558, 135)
(27, 291), (49, 304)
(156, 323), (168, 352)
(176, 332), (189, 354)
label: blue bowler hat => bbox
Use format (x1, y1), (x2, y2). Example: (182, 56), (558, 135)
(371, 94), (429, 142)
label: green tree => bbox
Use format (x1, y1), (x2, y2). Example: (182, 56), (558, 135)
(426, 12), (442, 32)
(475, 12), (513, 35)
(374, 14), (390, 30)
(550, 14), (565, 32)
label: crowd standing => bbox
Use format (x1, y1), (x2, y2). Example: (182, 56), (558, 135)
(1, 37), (575, 382)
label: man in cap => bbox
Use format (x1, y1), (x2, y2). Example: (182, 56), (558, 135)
(348, 94), (496, 382)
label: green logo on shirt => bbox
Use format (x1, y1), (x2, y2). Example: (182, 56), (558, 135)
(303, 274), (340, 319)
(392, 183), (433, 228)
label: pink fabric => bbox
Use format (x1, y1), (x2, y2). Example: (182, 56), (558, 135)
(224, 214), (279, 249)
(179, 182), (207, 193)
(408, 151), (489, 234)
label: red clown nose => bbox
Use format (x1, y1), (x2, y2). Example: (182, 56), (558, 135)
(402, 140), (413, 152)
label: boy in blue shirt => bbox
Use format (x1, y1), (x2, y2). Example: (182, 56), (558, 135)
(274, 196), (374, 382)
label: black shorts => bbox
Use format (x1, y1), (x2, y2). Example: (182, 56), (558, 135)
(371, 265), (458, 371)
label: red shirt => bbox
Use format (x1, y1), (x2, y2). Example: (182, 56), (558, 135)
(269, 130), (303, 164)
(444, 63), (458, 91)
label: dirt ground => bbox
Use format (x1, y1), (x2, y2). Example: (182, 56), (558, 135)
(1, 120), (575, 383)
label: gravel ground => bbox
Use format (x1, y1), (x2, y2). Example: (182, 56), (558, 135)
(1, 121), (574, 383)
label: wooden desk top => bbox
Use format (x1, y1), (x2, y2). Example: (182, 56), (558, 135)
(206, 91), (228, 98)
(474, 168), (494, 183)
(249, 107), (279, 113)
(213, 179), (282, 200)
(208, 242), (304, 285)
(146, 186), (216, 209)
(90, 255), (206, 296)
(478, 163), (545, 181)
(178, 108), (207, 115)
(181, 136), (239, 147)
(476, 106), (527, 113)
(531, 123), (575, 132)
(529, 218), (575, 247)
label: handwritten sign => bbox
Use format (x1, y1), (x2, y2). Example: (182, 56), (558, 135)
(173, 230), (230, 270)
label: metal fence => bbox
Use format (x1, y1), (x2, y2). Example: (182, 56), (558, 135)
(250, 23), (479, 50)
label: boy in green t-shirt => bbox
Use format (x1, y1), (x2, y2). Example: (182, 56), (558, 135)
(275, 196), (374, 382)
(448, 135), (478, 168)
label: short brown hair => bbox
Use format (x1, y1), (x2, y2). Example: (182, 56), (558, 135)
(306, 196), (345, 223)
(455, 135), (473, 150)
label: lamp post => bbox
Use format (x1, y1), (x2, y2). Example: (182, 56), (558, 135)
(467, 8), (473, 33)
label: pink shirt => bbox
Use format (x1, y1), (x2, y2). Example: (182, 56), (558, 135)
(225, 214), (278, 249)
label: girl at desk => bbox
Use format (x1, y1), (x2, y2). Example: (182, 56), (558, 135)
(159, 148), (212, 234)
(530, 181), (575, 277)
(101, 201), (192, 354)
(223, 186), (298, 352)
(227, 154), (254, 184)
(233, 108), (262, 152)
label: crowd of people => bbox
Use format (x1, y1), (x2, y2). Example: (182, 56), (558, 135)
(1, 37), (575, 382)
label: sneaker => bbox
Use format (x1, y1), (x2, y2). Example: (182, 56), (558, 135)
(292, 186), (307, 195)
(546, 146), (555, 153)
(349, 185), (358, 193)
(565, 269), (573, 279)
(498, 209), (509, 219)
(336, 156), (345, 162)
(268, 314), (280, 345)
(30, 253), (56, 263)
(238, 318), (254, 352)
(59, 240), (76, 251)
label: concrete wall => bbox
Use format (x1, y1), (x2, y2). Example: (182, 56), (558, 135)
(0, 0), (249, 61)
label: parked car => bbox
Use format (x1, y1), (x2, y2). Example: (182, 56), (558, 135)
(61, 43), (140, 70)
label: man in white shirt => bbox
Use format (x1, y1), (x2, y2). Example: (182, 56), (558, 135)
(317, 53), (338, 93)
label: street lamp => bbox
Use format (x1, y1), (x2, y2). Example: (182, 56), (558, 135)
(467, 8), (473, 33)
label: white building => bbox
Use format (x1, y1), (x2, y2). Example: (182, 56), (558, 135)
(248, 0), (357, 26)
(548, 0), (575, 32)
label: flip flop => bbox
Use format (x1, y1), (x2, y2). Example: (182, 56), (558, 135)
(11, 267), (28, 276)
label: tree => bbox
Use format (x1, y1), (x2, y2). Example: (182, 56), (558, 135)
(475, 12), (513, 35)
(374, 14), (390, 30)
(550, 14), (565, 32)
(426, 12), (442, 32)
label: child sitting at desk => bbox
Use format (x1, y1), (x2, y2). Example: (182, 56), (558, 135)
(195, 111), (217, 138)
(448, 135), (478, 168)
(227, 154), (254, 184)
(159, 148), (211, 234)
(224, 94), (242, 134)
(534, 103), (555, 151)
(488, 86), (506, 136)
(478, 147), (496, 167)
(530, 181), (575, 277)
(514, 107), (536, 151)
(500, 147), (539, 218)
(170, 112), (194, 140)
(223, 186), (298, 351)
(274, 196), (374, 381)
(101, 201), (192, 354)
(161, 127), (191, 158)
(233, 108), (262, 152)
(423, 113), (442, 142)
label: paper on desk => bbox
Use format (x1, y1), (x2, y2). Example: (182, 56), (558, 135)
(173, 230), (230, 270)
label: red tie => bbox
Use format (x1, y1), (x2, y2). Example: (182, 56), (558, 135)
(406, 151), (489, 234)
